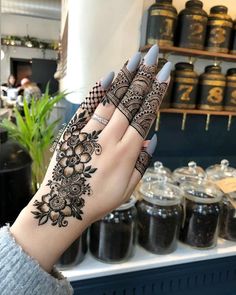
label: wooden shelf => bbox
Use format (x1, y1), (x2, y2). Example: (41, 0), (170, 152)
(140, 45), (236, 62)
(159, 108), (236, 116)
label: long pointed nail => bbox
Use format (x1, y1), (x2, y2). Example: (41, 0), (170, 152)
(127, 52), (141, 72)
(144, 45), (159, 66)
(146, 134), (157, 156)
(101, 71), (115, 89)
(157, 61), (172, 82)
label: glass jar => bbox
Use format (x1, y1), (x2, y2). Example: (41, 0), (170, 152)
(89, 196), (137, 263)
(219, 192), (236, 241)
(172, 161), (205, 185)
(137, 177), (183, 254)
(180, 180), (223, 249)
(230, 20), (236, 54)
(224, 69), (236, 111)
(57, 229), (88, 268)
(146, 0), (177, 46)
(175, 0), (208, 50)
(206, 159), (236, 181)
(197, 65), (226, 111)
(171, 62), (198, 109)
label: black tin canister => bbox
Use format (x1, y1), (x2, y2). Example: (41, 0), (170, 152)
(146, 0), (177, 46)
(175, 0), (208, 50)
(205, 6), (233, 53)
(171, 62), (198, 109)
(197, 65), (226, 111)
(230, 20), (236, 54)
(224, 68), (236, 111)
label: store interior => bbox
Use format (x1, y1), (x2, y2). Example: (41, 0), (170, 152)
(1, 0), (236, 294)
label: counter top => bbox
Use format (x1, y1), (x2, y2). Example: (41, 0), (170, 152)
(61, 239), (236, 282)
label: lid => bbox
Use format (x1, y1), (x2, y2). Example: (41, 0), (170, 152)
(172, 161), (206, 183)
(175, 62), (194, 71)
(227, 68), (236, 76)
(0, 128), (8, 143)
(156, 0), (173, 4)
(186, 0), (203, 9)
(140, 176), (183, 206)
(206, 159), (236, 181)
(205, 65), (222, 73)
(210, 5), (228, 14)
(116, 195), (136, 211)
(180, 179), (223, 203)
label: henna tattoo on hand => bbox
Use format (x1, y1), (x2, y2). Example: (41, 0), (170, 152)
(101, 62), (136, 106)
(117, 64), (157, 123)
(131, 81), (168, 138)
(135, 150), (152, 177)
(32, 111), (102, 227)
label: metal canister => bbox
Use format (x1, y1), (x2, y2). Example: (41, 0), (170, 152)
(171, 62), (198, 109)
(197, 65), (226, 111)
(230, 20), (236, 54)
(224, 68), (236, 111)
(175, 0), (208, 50)
(205, 6), (233, 53)
(146, 0), (177, 46)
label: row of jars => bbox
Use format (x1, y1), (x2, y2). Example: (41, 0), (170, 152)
(159, 60), (236, 111)
(146, 0), (236, 54)
(57, 160), (236, 268)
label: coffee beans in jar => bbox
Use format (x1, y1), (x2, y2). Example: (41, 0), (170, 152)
(205, 6), (233, 53)
(180, 180), (222, 249)
(146, 0), (177, 46)
(224, 68), (236, 111)
(137, 177), (183, 254)
(89, 196), (137, 263)
(175, 0), (208, 50)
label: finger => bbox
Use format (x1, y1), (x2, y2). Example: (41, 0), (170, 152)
(82, 52), (141, 134)
(123, 134), (157, 201)
(103, 45), (159, 142)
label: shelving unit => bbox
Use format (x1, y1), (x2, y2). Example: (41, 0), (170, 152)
(159, 108), (236, 116)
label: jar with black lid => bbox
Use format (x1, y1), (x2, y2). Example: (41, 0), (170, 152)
(205, 6), (233, 53)
(180, 179), (222, 249)
(137, 177), (183, 254)
(197, 65), (226, 111)
(57, 229), (88, 268)
(146, 0), (177, 46)
(89, 196), (137, 263)
(175, 0), (207, 50)
(224, 68), (236, 111)
(171, 62), (198, 109)
(230, 20), (236, 54)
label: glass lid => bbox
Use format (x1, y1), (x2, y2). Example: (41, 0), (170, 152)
(206, 159), (236, 181)
(172, 161), (206, 183)
(180, 179), (223, 203)
(144, 161), (173, 182)
(116, 195), (136, 211)
(140, 176), (183, 206)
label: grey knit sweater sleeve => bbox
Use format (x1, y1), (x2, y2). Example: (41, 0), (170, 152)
(0, 226), (73, 295)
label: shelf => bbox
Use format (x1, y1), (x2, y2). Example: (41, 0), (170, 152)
(140, 45), (236, 62)
(61, 239), (236, 282)
(159, 108), (236, 116)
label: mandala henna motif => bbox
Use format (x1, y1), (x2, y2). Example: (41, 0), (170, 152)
(131, 81), (168, 138)
(32, 111), (102, 227)
(118, 64), (157, 123)
(101, 62), (136, 106)
(135, 150), (151, 177)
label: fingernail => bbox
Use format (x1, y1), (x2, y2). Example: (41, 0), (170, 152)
(156, 61), (172, 82)
(101, 71), (115, 89)
(127, 52), (141, 72)
(146, 134), (157, 156)
(144, 45), (159, 66)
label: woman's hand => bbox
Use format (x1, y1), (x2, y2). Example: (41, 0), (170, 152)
(10, 45), (172, 271)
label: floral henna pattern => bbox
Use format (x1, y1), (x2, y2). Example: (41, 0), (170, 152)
(117, 64), (157, 123)
(131, 81), (168, 138)
(32, 111), (102, 227)
(101, 62), (136, 106)
(135, 150), (151, 177)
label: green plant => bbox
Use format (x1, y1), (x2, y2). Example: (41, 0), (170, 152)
(1, 86), (66, 192)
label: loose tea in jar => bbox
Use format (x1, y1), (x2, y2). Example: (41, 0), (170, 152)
(137, 177), (183, 254)
(180, 180), (222, 249)
(89, 196), (137, 263)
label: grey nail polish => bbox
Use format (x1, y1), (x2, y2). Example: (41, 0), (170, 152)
(146, 134), (157, 156)
(157, 61), (172, 82)
(144, 44), (159, 66)
(101, 71), (115, 89)
(127, 52), (142, 72)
